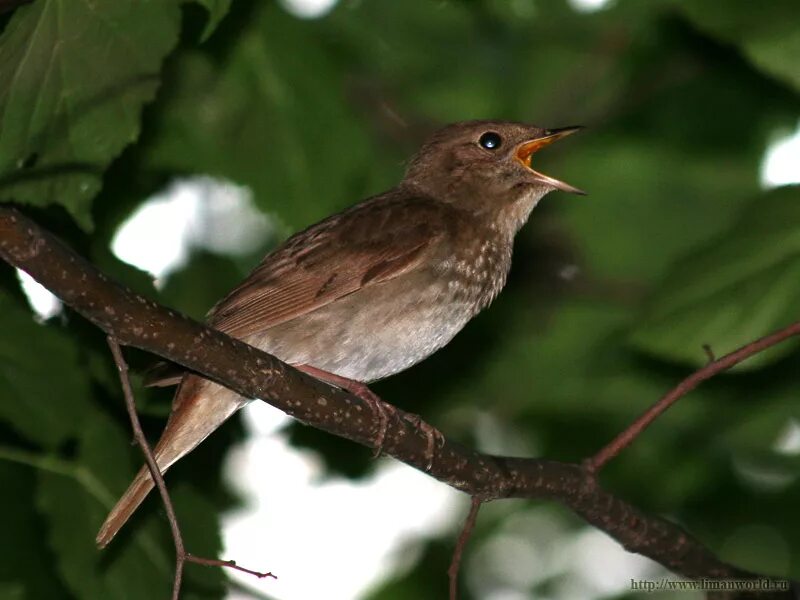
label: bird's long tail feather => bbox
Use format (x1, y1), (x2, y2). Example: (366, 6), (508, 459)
(96, 377), (244, 548)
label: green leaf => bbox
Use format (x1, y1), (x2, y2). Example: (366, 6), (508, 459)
(146, 2), (378, 229)
(35, 409), (225, 599)
(159, 251), (250, 321)
(37, 412), (172, 600)
(717, 382), (800, 463)
(0, 461), (69, 600)
(0, 290), (92, 448)
(0, 0), (183, 228)
(559, 135), (759, 282)
(674, 0), (800, 93)
(0, 583), (24, 600)
(194, 0), (232, 41)
(170, 486), (226, 597)
(630, 185), (800, 369)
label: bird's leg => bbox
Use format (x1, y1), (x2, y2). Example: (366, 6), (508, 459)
(292, 364), (390, 456)
(293, 364), (445, 469)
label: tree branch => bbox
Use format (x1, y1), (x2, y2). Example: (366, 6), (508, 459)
(0, 206), (796, 598)
(449, 497), (482, 600)
(587, 323), (800, 472)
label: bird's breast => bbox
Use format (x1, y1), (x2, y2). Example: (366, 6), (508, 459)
(440, 236), (513, 314)
(246, 238), (513, 384)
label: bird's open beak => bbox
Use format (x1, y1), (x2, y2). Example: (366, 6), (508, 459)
(515, 126), (586, 195)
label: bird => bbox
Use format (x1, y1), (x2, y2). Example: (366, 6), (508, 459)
(96, 120), (583, 548)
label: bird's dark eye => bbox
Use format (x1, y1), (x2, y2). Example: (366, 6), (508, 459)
(478, 132), (502, 150)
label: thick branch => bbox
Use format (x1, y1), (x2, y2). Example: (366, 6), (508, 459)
(0, 206), (794, 597)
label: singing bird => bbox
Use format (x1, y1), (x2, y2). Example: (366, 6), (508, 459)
(96, 120), (583, 547)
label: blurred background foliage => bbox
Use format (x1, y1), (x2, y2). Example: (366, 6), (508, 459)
(0, 0), (799, 598)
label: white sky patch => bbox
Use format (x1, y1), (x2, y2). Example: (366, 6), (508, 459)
(112, 184), (198, 281)
(565, 528), (665, 597)
(16, 269), (62, 320)
(567, 0), (613, 13)
(761, 120), (800, 187)
(774, 418), (800, 456)
(223, 402), (462, 600)
(467, 507), (662, 599)
(111, 176), (273, 285)
(280, 0), (339, 19)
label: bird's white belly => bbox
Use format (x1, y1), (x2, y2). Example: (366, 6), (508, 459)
(247, 278), (478, 383)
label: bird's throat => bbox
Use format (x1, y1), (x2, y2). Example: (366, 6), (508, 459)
(496, 185), (548, 238)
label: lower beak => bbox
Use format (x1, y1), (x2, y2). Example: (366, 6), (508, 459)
(515, 126), (586, 195)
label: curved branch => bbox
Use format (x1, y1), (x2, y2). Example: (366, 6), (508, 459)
(587, 322), (800, 471)
(0, 206), (795, 598)
(449, 497), (482, 600)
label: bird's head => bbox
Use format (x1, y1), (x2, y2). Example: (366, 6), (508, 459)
(404, 120), (584, 233)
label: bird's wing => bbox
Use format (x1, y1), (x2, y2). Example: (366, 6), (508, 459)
(206, 193), (452, 339)
(142, 193), (454, 389)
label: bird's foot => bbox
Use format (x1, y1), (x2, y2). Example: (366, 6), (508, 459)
(347, 384), (391, 458)
(291, 364), (443, 465)
(293, 364), (390, 456)
(402, 412), (445, 471)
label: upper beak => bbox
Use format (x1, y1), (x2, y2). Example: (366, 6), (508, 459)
(515, 126), (586, 195)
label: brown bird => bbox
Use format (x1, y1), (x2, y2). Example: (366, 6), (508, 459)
(96, 120), (583, 548)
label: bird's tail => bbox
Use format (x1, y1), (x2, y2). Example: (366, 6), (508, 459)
(96, 463), (157, 549)
(96, 376), (244, 548)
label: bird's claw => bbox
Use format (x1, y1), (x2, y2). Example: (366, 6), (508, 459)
(403, 413), (444, 471)
(345, 385), (391, 457)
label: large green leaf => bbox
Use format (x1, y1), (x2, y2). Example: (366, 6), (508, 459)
(0, 290), (92, 448)
(36, 410), (225, 599)
(630, 185), (800, 369)
(37, 413), (171, 600)
(556, 4), (795, 284)
(0, 0), (182, 228)
(194, 0), (232, 41)
(145, 2), (379, 229)
(674, 0), (800, 93)
(0, 461), (69, 599)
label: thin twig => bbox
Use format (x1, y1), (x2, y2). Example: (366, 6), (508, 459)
(702, 343), (715, 363)
(448, 496), (482, 600)
(587, 321), (800, 472)
(106, 337), (274, 600)
(106, 337), (187, 599)
(186, 555), (276, 580)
